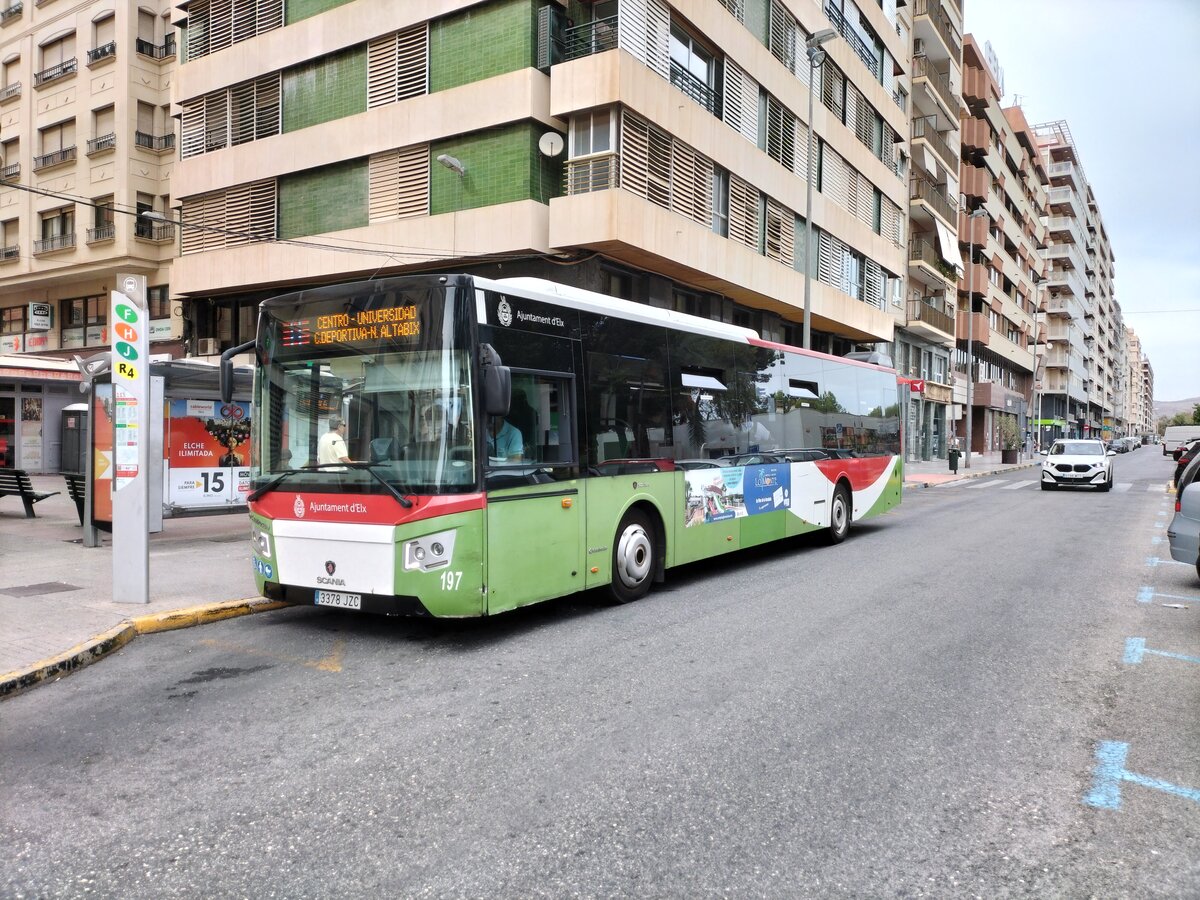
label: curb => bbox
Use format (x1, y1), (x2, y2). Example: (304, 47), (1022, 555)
(0, 596), (288, 701)
(904, 461), (1038, 490)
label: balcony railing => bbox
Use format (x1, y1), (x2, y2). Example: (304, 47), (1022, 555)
(909, 176), (956, 225)
(87, 41), (116, 65)
(563, 16), (618, 61)
(86, 133), (116, 155)
(912, 116), (956, 170)
(135, 131), (175, 152)
(0, 162), (18, 179)
(670, 61), (719, 116)
(0, 81), (19, 102)
(135, 35), (176, 59)
(0, 3), (21, 25)
(914, 0), (962, 60)
(33, 232), (75, 254)
(0, 245), (18, 262)
(134, 220), (175, 242)
(86, 223), (115, 243)
(33, 58), (76, 87)
(32, 146), (76, 171)
(912, 55), (955, 113)
(565, 154), (618, 195)
(908, 297), (955, 336)
(824, 0), (879, 79)
(908, 237), (957, 283)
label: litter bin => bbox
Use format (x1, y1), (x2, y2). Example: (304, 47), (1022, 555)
(948, 447), (960, 473)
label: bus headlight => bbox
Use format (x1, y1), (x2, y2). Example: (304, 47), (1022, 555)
(403, 530), (456, 572)
(250, 525), (272, 559)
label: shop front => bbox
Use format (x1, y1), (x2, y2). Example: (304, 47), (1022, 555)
(0, 356), (83, 473)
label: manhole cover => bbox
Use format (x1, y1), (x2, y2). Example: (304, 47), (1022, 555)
(0, 582), (82, 597)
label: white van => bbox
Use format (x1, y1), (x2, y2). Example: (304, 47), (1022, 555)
(1163, 425), (1200, 457)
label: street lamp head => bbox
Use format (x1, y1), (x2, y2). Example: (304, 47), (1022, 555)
(807, 28), (838, 48)
(807, 47), (827, 68)
(140, 210), (168, 221)
(436, 154), (467, 176)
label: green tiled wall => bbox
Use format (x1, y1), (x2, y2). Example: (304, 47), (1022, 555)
(286, 0), (355, 25)
(430, 123), (562, 215)
(282, 46), (366, 133)
(430, 0), (538, 93)
(278, 159), (368, 239)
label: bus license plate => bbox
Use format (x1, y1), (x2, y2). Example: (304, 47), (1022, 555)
(315, 590), (362, 610)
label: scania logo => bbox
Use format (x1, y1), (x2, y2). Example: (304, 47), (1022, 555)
(497, 298), (513, 327)
(325, 560), (336, 575)
(294, 496), (305, 518)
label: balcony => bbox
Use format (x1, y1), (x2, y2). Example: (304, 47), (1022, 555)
(1047, 185), (1083, 218)
(86, 41), (116, 66)
(33, 232), (76, 254)
(1045, 215), (1084, 247)
(0, 245), (18, 262)
(562, 15), (617, 61)
(907, 296), (955, 343)
(565, 154), (618, 195)
(134, 220), (175, 243)
(0, 161), (18, 180)
(86, 133), (116, 156)
(135, 131), (175, 153)
(0, 81), (19, 103)
(0, 3), (21, 26)
(86, 223), (115, 243)
(960, 165), (990, 203)
(135, 34), (176, 60)
(32, 146), (76, 171)
(670, 61), (719, 116)
(912, 55), (956, 116)
(956, 310), (989, 345)
(913, 0), (961, 61)
(33, 58), (76, 87)
(912, 116), (956, 171)
(960, 117), (988, 155)
(908, 237), (957, 288)
(824, 0), (880, 79)
(909, 176), (956, 226)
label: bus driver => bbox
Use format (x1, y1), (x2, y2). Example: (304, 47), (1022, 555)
(486, 416), (523, 462)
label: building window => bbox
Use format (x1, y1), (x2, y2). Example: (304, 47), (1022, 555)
(669, 23), (718, 115)
(1, 305), (24, 334)
(148, 285), (171, 319)
(603, 268), (633, 301)
(711, 167), (729, 236)
(40, 206), (73, 240)
(569, 108), (613, 158)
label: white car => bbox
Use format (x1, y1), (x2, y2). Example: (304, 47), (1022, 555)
(1040, 439), (1116, 491)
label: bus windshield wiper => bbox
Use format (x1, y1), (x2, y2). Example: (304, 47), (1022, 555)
(248, 463), (413, 507)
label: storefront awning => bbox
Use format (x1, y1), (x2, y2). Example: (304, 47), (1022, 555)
(933, 219), (962, 270)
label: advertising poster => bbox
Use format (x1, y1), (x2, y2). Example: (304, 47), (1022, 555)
(92, 383), (114, 525)
(19, 397), (43, 471)
(684, 464), (792, 527)
(166, 399), (252, 508)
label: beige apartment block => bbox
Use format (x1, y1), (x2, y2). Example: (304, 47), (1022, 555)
(0, 0), (180, 357)
(1125, 328), (1152, 438)
(957, 34), (1046, 455)
(894, 0), (961, 461)
(1034, 118), (1123, 440)
(165, 0), (911, 358)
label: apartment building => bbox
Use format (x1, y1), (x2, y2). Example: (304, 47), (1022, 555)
(1138, 349), (1154, 438)
(1034, 118), (1121, 440)
(957, 35), (1046, 454)
(1124, 328), (1152, 439)
(894, 0), (961, 461)
(0, 0), (180, 471)
(168, 0), (910, 361)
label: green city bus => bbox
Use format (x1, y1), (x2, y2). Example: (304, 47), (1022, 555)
(233, 274), (902, 616)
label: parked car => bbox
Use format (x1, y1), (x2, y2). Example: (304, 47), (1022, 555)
(718, 452), (788, 466)
(1174, 439), (1200, 488)
(674, 459), (727, 470)
(1040, 439), (1116, 491)
(1167, 454), (1200, 582)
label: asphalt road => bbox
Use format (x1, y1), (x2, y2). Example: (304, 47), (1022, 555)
(3, 449), (1197, 898)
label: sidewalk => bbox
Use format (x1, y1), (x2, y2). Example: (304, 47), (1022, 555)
(3, 455), (1036, 698)
(1, 474), (280, 699)
(903, 450), (1038, 488)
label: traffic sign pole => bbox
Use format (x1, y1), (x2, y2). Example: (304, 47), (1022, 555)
(111, 274), (150, 604)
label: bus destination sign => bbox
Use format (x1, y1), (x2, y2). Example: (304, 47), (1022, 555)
(282, 305), (420, 348)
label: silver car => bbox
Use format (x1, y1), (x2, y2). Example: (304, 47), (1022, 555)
(1167, 454), (1200, 582)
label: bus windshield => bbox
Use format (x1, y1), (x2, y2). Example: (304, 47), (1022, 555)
(252, 280), (476, 495)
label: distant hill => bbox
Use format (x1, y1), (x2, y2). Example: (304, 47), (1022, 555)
(1155, 397), (1200, 421)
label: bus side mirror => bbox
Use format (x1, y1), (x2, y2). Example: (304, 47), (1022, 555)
(219, 340), (256, 404)
(480, 343), (511, 416)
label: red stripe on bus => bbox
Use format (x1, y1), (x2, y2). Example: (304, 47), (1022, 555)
(250, 492), (486, 525)
(746, 336), (897, 372)
(813, 457), (892, 491)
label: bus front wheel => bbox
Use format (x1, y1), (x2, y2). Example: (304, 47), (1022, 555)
(610, 509), (656, 604)
(828, 484), (851, 545)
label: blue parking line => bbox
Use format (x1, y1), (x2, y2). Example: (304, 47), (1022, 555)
(1085, 741), (1200, 810)
(1123, 637), (1200, 667)
(1145, 557), (1191, 568)
(1150, 536), (1164, 546)
(1137, 586), (1154, 603)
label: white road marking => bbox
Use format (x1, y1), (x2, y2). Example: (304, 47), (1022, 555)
(1003, 481), (1034, 489)
(966, 480), (1002, 489)
(1112, 482), (1131, 493)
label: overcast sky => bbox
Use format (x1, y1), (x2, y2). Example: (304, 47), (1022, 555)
(963, 0), (1200, 402)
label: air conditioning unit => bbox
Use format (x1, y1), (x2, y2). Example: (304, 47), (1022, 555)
(197, 337), (219, 356)
(914, 38), (925, 56)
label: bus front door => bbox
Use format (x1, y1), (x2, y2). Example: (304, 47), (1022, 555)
(484, 480), (583, 613)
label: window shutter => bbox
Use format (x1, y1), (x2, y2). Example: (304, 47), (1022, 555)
(230, 81), (256, 145)
(765, 198), (794, 267)
(619, 112), (650, 200)
(864, 258), (883, 308)
(204, 92), (228, 152)
(619, 0), (670, 79)
(646, 125), (671, 210)
(727, 175), (759, 251)
(722, 61), (759, 145)
(766, 96), (796, 171)
(95, 107), (114, 135)
(768, 1), (797, 72)
(369, 25), (428, 109)
(369, 145), (428, 222)
(821, 144), (851, 210)
(821, 58), (844, 121)
(818, 230), (840, 287)
(180, 179), (275, 254)
(718, 0), (745, 21)
(180, 100), (205, 158)
(95, 16), (115, 46)
(254, 73), (281, 140)
(367, 33), (398, 109)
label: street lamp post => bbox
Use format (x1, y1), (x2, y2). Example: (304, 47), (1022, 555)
(802, 28), (838, 350)
(963, 206), (988, 469)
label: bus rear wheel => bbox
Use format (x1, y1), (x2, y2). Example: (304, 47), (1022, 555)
(828, 484), (851, 545)
(610, 509), (656, 604)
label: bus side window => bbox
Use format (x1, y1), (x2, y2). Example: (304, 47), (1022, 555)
(489, 373), (575, 467)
